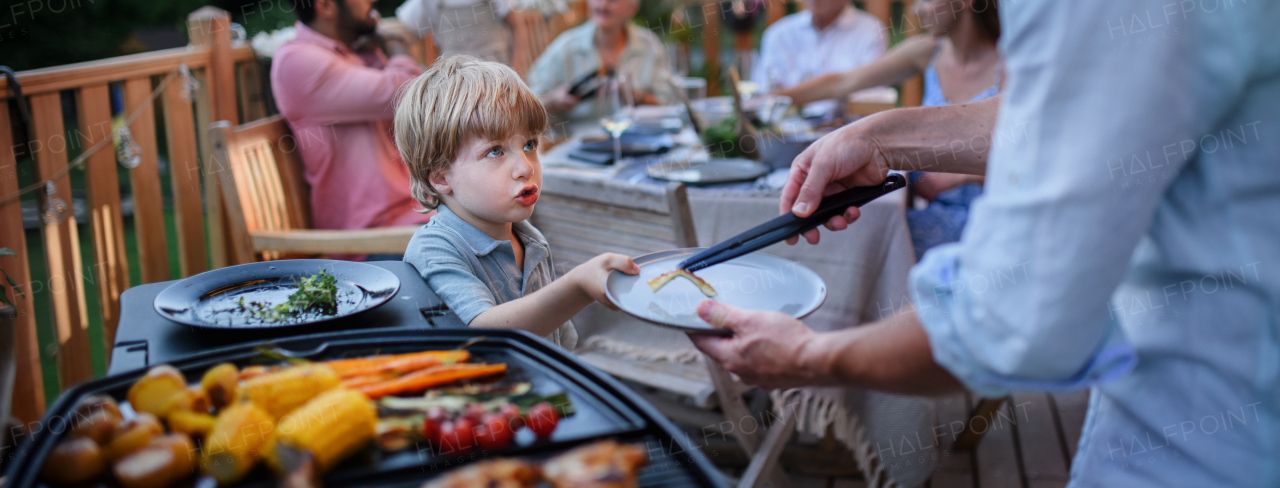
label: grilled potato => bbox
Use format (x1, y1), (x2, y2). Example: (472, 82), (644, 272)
(40, 436), (107, 484)
(114, 434), (197, 488)
(200, 363), (240, 409)
(69, 394), (123, 445)
(104, 413), (164, 462)
(127, 365), (188, 418)
(161, 387), (211, 417)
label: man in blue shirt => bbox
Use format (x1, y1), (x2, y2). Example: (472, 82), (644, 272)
(692, 1), (1280, 485)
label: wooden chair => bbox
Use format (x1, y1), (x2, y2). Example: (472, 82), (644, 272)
(510, 7), (580, 78)
(209, 116), (420, 264)
(390, 6), (577, 76)
(531, 171), (796, 488)
(510, 10), (548, 77)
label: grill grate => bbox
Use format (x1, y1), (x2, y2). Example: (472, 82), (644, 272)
(638, 437), (713, 488)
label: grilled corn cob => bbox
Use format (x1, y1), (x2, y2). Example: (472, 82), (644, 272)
(238, 363), (340, 419)
(265, 388), (377, 474)
(202, 403), (275, 485)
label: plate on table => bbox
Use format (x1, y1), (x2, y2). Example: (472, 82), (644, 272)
(629, 117), (685, 134)
(605, 248), (827, 334)
(578, 132), (675, 155)
(153, 259), (400, 330)
(647, 158), (769, 185)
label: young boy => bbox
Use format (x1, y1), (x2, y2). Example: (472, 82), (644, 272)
(394, 56), (639, 349)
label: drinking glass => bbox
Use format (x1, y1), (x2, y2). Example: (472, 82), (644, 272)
(599, 76), (635, 164)
(678, 77), (707, 100)
(666, 43), (690, 77)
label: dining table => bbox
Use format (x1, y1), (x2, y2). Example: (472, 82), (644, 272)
(541, 112), (939, 487)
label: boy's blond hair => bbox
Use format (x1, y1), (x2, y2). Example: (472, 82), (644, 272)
(394, 55), (548, 210)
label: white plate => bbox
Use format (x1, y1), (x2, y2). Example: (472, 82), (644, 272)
(605, 248), (827, 334)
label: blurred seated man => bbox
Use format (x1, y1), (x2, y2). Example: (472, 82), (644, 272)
(753, 0), (890, 115)
(526, 0), (676, 129)
(271, 0), (431, 259)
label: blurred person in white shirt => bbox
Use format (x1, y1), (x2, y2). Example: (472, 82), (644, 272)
(753, 0), (890, 114)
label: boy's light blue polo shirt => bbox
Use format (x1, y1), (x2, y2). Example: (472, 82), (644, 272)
(404, 205), (577, 349)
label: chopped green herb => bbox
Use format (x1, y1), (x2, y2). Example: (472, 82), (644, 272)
(239, 270), (340, 322)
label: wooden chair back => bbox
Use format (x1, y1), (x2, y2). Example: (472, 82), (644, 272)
(209, 116), (312, 263)
(510, 7), (580, 77)
(530, 172), (697, 275)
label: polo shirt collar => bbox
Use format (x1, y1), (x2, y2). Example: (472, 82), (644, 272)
(292, 21), (352, 55)
(514, 221), (551, 281)
(434, 205), (550, 260)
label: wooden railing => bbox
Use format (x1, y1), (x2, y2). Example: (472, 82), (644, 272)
(0, 7), (261, 423)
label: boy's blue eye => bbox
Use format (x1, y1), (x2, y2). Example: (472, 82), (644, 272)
(523, 140), (537, 151)
(486, 146), (503, 157)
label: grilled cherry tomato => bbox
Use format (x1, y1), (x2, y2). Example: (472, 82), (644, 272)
(475, 413), (514, 451)
(527, 402), (559, 439)
(421, 407), (449, 447)
(462, 403), (487, 423)
(499, 403), (525, 431)
(421, 418), (442, 447)
(440, 417), (475, 455)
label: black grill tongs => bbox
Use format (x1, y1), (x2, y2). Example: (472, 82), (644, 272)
(677, 174), (908, 273)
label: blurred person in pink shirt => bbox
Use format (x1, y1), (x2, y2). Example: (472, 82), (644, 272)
(271, 0), (431, 259)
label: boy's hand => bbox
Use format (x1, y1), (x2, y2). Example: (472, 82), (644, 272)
(570, 253), (639, 310)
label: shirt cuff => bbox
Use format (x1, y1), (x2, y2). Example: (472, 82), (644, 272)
(909, 244), (1138, 397)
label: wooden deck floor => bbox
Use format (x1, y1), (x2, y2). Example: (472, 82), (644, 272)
(706, 391), (1091, 488)
(926, 391), (1089, 488)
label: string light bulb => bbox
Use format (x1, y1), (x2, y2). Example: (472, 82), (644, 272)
(178, 64), (200, 102)
(116, 127), (142, 169)
(42, 181), (69, 225)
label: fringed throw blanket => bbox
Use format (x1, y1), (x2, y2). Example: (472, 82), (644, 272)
(771, 388), (937, 487)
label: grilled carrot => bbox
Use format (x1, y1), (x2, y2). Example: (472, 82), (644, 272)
(340, 374), (389, 389)
(324, 350), (471, 378)
(357, 363), (507, 399)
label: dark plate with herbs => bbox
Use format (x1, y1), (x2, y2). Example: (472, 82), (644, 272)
(153, 259), (400, 330)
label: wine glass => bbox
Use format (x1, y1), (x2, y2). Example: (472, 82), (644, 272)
(599, 76), (635, 164)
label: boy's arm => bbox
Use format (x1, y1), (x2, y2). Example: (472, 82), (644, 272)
(470, 253), (639, 337)
(468, 275), (594, 336)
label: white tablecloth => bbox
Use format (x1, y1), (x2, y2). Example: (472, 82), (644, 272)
(541, 133), (937, 487)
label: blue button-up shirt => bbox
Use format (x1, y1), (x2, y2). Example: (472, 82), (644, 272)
(910, 2), (1280, 486)
(405, 205), (577, 349)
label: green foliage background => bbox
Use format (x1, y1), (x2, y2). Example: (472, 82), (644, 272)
(1, 0), (207, 71)
(0, 0), (412, 72)
(0, 0), (706, 72)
